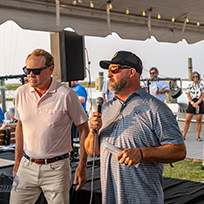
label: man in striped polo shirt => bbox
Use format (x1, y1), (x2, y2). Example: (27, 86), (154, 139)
(85, 51), (186, 204)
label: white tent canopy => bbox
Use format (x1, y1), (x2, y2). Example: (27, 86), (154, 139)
(1, 0), (204, 44)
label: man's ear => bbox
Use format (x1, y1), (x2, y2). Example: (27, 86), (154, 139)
(129, 68), (137, 79)
(50, 65), (54, 74)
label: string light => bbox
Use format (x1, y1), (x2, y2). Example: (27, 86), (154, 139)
(90, 1), (94, 8)
(69, 2), (203, 28)
(106, 0), (112, 10)
(108, 3), (112, 10)
(171, 17), (175, 22)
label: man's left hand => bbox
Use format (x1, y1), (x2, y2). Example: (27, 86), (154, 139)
(117, 148), (141, 167)
(74, 164), (87, 190)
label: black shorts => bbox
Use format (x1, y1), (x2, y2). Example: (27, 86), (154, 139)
(186, 98), (204, 114)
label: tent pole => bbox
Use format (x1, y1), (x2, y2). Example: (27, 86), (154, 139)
(0, 79), (6, 114)
(56, 0), (60, 26)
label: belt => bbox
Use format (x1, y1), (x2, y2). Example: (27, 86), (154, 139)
(24, 152), (69, 165)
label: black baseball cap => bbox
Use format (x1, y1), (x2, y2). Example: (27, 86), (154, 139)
(99, 51), (143, 74)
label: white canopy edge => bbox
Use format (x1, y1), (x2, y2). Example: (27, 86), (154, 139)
(1, 0), (204, 44)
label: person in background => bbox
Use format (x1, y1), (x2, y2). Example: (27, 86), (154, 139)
(149, 67), (170, 102)
(1, 77), (28, 128)
(183, 71), (204, 141)
(4, 99), (17, 123)
(8, 106), (16, 122)
(85, 51), (186, 204)
(70, 81), (88, 140)
(102, 79), (115, 103)
(10, 49), (89, 204)
(0, 95), (4, 126)
(71, 81), (87, 112)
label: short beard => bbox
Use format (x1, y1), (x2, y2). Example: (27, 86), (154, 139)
(109, 76), (129, 94)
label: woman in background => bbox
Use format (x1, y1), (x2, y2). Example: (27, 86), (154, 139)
(183, 71), (204, 141)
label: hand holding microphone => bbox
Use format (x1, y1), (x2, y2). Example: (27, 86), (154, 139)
(85, 97), (104, 157)
(89, 97), (104, 133)
(96, 97), (104, 114)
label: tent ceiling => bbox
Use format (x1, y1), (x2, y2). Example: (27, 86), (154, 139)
(1, 0), (204, 44)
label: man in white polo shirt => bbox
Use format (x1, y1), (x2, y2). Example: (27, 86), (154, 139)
(10, 49), (89, 204)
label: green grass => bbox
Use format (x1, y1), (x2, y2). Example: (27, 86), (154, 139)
(5, 81), (95, 90)
(4, 81), (95, 101)
(79, 81), (95, 88)
(5, 84), (21, 90)
(163, 160), (204, 182)
(5, 98), (14, 101)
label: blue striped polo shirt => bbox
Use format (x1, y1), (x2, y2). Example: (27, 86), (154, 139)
(99, 87), (184, 204)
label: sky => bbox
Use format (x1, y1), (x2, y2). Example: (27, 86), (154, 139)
(0, 21), (50, 81)
(1, 20), (204, 84)
(86, 34), (204, 81)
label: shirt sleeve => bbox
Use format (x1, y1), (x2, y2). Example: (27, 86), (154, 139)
(153, 104), (184, 145)
(186, 83), (191, 94)
(77, 86), (87, 98)
(66, 89), (88, 126)
(161, 81), (170, 91)
(201, 83), (204, 93)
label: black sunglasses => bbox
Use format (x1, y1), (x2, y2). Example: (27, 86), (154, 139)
(192, 75), (199, 78)
(22, 65), (52, 75)
(108, 65), (131, 74)
(149, 72), (156, 75)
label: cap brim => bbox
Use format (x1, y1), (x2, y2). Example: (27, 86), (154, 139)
(99, 60), (112, 69)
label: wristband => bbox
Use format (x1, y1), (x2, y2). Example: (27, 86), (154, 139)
(139, 148), (143, 161)
(190, 101), (194, 105)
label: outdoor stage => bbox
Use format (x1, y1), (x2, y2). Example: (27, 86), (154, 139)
(0, 151), (204, 204)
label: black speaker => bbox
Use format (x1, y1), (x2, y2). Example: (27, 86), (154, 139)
(51, 31), (86, 82)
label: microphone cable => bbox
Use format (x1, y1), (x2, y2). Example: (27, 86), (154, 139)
(89, 130), (97, 204)
(89, 97), (103, 204)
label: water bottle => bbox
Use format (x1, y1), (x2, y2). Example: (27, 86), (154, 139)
(157, 87), (159, 94)
(196, 107), (200, 114)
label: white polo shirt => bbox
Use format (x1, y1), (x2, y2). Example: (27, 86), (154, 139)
(15, 79), (88, 159)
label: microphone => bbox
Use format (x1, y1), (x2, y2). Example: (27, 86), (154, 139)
(94, 97), (104, 134)
(96, 97), (104, 113)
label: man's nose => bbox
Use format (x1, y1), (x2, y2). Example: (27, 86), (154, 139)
(108, 71), (113, 78)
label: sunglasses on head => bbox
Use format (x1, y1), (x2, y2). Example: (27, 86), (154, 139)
(108, 65), (131, 74)
(192, 75), (199, 78)
(22, 65), (51, 75)
(149, 72), (156, 75)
